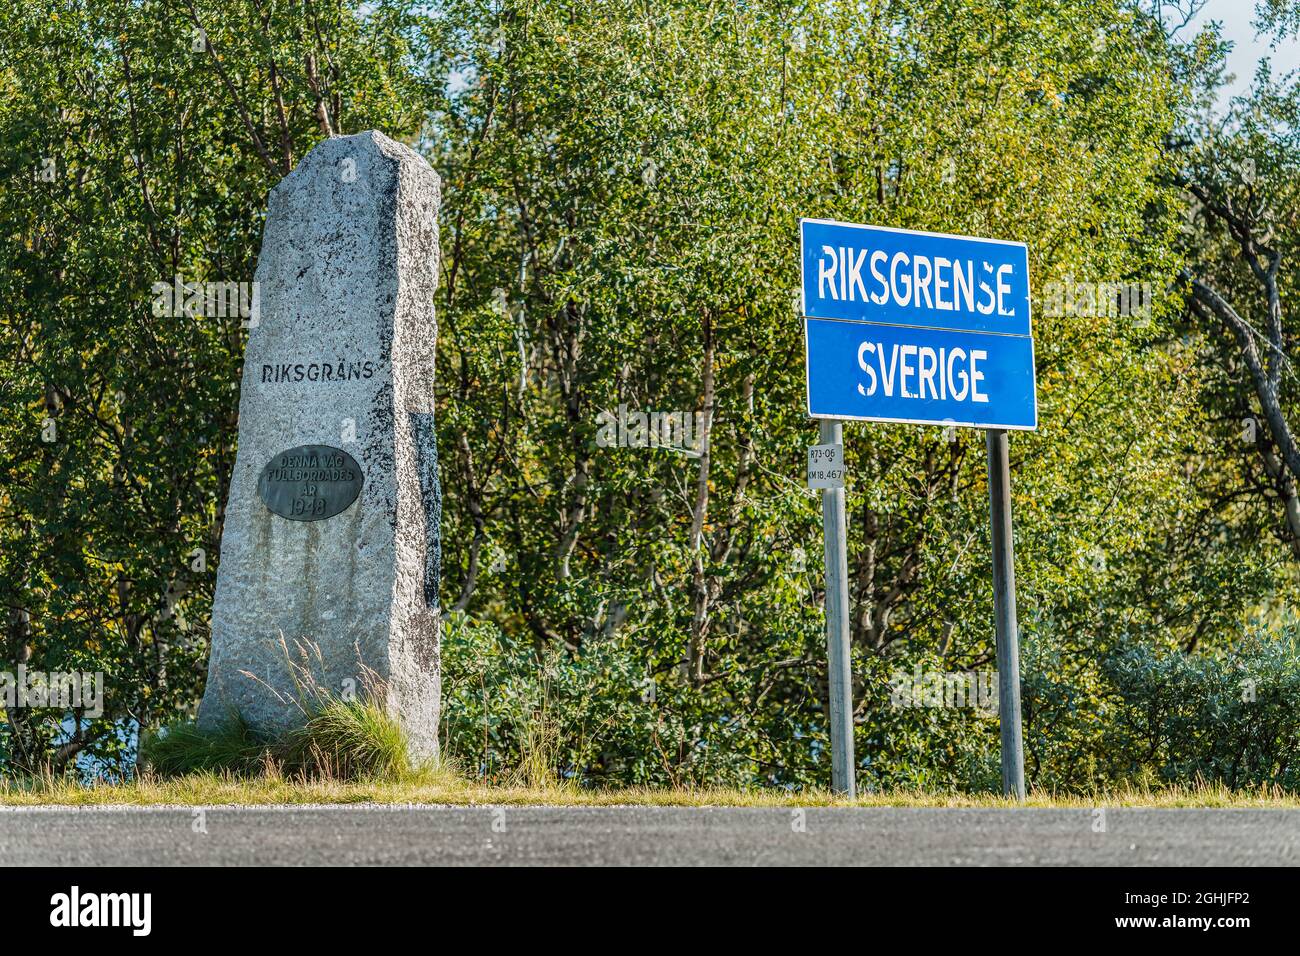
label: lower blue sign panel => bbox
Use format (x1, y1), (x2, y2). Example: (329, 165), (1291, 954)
(805, 318), (1037, 430)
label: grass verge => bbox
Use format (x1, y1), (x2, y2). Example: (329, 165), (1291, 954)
(2, 773), (1297, 808)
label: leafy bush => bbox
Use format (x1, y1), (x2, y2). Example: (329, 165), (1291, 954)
(1102, 632), (1300, 790)
(443, 613), (1006, 792)
(442, 612), (1300, 793)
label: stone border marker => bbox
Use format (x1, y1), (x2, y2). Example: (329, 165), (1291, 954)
(198, 131), (442, 758)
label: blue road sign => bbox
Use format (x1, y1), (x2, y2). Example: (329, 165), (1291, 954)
(804, 318), (1037, 430)
(801, 219), (1037, 429)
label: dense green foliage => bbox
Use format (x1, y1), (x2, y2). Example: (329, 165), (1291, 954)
(1100, 630), (1300, 789)
(2, 0), (1298, 792)
(0, 0), (430, 772)
(444, 614), (1300, 791)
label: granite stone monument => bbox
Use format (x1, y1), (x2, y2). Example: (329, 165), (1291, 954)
(197, 131), (442, 758)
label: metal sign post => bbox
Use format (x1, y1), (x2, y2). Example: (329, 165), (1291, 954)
(799, 218), (1036, 801)
(814, 420), (855, 797)
(986, 428), (1025, 799)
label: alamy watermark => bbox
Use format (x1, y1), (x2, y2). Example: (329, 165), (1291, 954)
(1042, 277), (1153, 323)
(1, 666), (104, 718)
(151, 274), (260, 325)
(890, 665), (997, 714)
(596, 404), (708, 457)
(50, 886), (150, 936)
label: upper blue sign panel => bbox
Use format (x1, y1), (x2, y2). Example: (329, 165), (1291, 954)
(800, 219), (1032, 337)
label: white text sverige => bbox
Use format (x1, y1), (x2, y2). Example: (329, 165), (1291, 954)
(817, 245), (1017, 316)
(856, 341), (990, 403)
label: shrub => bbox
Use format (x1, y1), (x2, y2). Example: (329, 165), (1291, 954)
(1102, 632), (1300, 790)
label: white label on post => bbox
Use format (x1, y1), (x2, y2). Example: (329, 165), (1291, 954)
(807, 443), (845, 489)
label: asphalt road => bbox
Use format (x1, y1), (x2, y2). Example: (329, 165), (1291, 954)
(3, 805), (1298, 865)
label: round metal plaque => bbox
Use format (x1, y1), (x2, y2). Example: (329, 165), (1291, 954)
(257, 444), (363, 521)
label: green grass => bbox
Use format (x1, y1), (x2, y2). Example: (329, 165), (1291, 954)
(141, 715), (272, 776)
(139, 699), (419, 782)
(280, 698), (414, 780)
